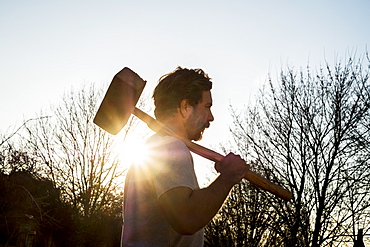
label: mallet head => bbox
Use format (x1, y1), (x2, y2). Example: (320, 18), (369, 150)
(94, 67), (146, 135)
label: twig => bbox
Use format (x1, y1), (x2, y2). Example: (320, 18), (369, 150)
(0, 116), (51, 146)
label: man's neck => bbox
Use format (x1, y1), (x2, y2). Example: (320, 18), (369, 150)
(158, 116), (189, 140)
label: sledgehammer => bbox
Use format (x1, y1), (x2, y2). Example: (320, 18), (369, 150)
(93, 67), (292, 201)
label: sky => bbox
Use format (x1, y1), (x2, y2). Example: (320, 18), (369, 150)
(1, 0), (369, 177)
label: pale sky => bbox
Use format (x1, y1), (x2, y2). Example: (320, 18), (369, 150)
(1, 0), (369, 159)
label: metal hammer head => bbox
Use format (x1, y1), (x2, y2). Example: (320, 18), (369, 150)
(94, 67), (146, 135)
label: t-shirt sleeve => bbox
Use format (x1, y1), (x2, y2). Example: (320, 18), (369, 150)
(149, 136), (199, 198)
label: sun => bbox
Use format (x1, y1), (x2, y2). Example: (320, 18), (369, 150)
(114, 134), (149, 169)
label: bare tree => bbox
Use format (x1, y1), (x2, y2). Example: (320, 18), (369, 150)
(225, 54), (370, 246)
(20, 83), (148, 218)
(205, 175), (296, 247)
(0, 79), (152, 246)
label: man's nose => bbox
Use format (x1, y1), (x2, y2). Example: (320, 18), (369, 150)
(208, 110), (214, 122)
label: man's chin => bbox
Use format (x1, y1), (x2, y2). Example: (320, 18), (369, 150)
(189, 125), (209, 141)
(192, 131), (204, 141)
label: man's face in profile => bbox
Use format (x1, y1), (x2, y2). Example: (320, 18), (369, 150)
(185, 90), (214, 141)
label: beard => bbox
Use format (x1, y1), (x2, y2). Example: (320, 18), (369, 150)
(189, 122), (210, 141)
(185, 106), (211, 141)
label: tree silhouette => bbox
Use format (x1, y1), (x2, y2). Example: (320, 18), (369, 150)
(1, 82), (150, 246)
(206, 53), (370, 246)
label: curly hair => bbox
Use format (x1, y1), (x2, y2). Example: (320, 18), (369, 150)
(153, 67), (213, 121)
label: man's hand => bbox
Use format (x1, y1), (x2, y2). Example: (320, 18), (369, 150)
(215, 152), (249, 185)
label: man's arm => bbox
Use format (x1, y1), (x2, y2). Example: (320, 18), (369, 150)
(158, 152), (249, 235)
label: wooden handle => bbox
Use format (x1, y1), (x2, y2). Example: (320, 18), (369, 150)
(133, 108), (292, 201)
(185, 140), (292, 201)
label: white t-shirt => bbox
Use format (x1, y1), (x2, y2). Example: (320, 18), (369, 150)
(121, 134), (204, 247)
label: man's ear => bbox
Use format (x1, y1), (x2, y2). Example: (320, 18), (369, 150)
(179, 99), (193, 118)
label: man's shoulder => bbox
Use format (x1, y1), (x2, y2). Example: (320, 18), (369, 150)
(147, 134), (188, 150)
